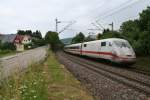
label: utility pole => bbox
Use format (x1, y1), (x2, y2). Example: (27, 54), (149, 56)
(109, 22), (114, 31)
(55, 18), (61, 32)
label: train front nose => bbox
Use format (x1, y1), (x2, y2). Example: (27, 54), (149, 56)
(116, 55), (136, 64)
(116, 48), (136, 64)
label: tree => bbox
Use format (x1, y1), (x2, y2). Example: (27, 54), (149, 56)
(100, 31), (123, 39)
(45, 31), (60, 50)
(32, 30), (42, 39)
(103, 29), (110, 34)
(120, 6), (150, 55)
(32, 38), (46, 47)
(0, 40), (2, 49)
(84, 35), (95, 42)
(25, 30), (32, 36)
(71, 32), (85, 43)
(17, 30), (32, 36)
(17, 30), (25, 35)
(139, 6), (150, 31)
(97, 33), (102, 39)
(0, 42), (16, 50)
(120, 20), (140, 41)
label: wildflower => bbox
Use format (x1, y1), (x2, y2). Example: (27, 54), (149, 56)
(33, 82), (37, 85)
(9, 85), (13, 88)
(20, 91), (23, 94)
(31, 90), (36, 93)
(42, 71), (46, 74)
(33, 95), (37, 98)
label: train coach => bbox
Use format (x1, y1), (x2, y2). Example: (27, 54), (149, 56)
(64, 38), (136, 64)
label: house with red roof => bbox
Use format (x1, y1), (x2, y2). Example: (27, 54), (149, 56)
(14, 35), (32, 51)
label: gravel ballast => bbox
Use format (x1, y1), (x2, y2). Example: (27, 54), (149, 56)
(56, 52), (149, 100)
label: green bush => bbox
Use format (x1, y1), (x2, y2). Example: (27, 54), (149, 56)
(45, 31), (61, 50)
(32, 38), (46, 47)
(0, 42), (16, 51)
(0, 49), (12, 54)
(100, 31), (124, 39)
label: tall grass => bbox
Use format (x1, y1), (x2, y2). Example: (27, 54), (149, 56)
(0, 50), (16, 57)
(0, 51), (93, 100)
(0, 61), (50, 100)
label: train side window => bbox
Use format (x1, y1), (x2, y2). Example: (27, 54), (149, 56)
(101, 42), (106, 46)
(84, 44), (87, 47)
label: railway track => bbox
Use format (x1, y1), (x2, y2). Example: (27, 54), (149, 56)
(59, 52), (150, 96)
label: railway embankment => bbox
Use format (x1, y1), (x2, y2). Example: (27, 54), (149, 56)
(133, 56), (150, 75)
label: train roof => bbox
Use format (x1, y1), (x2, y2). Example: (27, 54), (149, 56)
(65, 38), (127, 47)
(83, 38), (127, 44)
(65, 43), (82, 47)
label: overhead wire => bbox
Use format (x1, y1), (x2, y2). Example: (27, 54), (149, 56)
(95, 0), (133, 21)
(92, 0), (146, 31)
(87, 0), (140, 31)
(96, 0), (143, 21)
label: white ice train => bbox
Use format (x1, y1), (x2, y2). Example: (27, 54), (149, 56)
(64, 38), (136, 64)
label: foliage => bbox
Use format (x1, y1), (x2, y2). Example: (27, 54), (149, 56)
(92, 6), (150, 56)
(17, 30), (42, 39)
(71, 32), (85, 43)
(45, 31), (60, 50)
(120, 20), (140, 41)
(32, 38), (46, 48)
(32, 30), (42, 39)
(0, 40), (1, 45)
(0, 50), (16, 57)
(84, 35), (96, 42)
(17, 30), (45, 48)
(0, 60), (49, 100)
(0, 42), (16, 50)
(120, 6), (150, 55)
(0, 41), (16, 57)
(24, 43), (32, 50)
(103, 28), (110, 34)
(100, 31), (124, 39)
(17, 30), (32, 36)
(139, 6), (150, 31)
(0, 51), (93, 100)
(97, 33), (102, 40)
(61, 38), (73, 45)
(46, 51), (93, 100)
(133, 56), (150, 73)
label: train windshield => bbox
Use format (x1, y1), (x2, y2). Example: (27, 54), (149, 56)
(114, 41), (131, 48)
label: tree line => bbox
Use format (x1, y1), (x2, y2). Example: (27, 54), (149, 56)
(17, 30), (61, 50)
(0, 30), (61, 52)
(71, 7), (150, 56)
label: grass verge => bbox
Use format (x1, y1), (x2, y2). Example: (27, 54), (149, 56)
(134, 56), (150, 73)
(0, 50), (93, 100)
(0, 50), (17, 57)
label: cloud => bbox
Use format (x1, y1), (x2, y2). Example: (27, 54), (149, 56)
(0, 0), (149, 38)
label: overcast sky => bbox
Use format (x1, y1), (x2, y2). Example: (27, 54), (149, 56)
(0, 0), (150, 39)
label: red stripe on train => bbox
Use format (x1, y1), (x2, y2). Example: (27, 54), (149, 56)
(67, 49), (132, 59)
